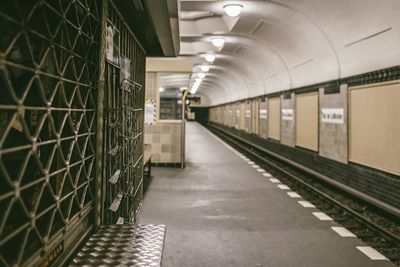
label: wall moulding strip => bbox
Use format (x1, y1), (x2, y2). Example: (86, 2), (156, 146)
(345, 25), (392, 47)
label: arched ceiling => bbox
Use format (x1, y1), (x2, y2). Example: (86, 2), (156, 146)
(179, 0), (400, 106)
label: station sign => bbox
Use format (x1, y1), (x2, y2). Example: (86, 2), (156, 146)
(259, 109), (267, 119)
(282, 109), (294, 121)
(321, 108), (344, 124)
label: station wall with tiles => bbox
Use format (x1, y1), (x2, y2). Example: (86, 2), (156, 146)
(208, 67), (400, 210)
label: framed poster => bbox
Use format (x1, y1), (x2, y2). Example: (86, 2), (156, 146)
(106, 20), (120, 65)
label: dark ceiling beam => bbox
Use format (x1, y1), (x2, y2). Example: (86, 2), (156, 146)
(114, 0), (180, 57)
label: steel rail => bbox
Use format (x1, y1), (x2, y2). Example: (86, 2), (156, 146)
(208, 124), (400, 247)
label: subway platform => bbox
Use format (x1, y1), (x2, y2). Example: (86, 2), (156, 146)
(139, 122), (395, 267)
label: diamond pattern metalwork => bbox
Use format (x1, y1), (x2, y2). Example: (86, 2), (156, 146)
(103, 2), (145, 225)
(71, 224), (166, 266)
(0, 0), (101, 266)
(0, 0), (147, 265)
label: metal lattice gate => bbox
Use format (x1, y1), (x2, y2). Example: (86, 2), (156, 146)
(0, 0), (145, 266)
(103, 2), (145, 225)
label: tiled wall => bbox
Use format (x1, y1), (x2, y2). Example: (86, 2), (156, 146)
(144, 72), (183, 164)
(207, 65), (400, 210)
(144, 121), (182, 163)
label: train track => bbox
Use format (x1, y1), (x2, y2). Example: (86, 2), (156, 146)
(208, 124), (400, 266)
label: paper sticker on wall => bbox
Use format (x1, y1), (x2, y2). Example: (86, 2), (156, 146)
(145, 99), (157, 125)
(106, 20), (120, 65)
(259, 109), (267, 119)
(321, 108), (344, 124)
(282, 109), (294, 121)
(120, 55), (131, 83)
(245, 110), (251, 118)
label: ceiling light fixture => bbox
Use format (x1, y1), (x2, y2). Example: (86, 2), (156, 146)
(200, 64), (210, 72)
(195, 77), (202, 83)
(205, 54), (216, 63)
(198, 72), (206, 79)
(211, 37), (225, 48)
(159, 87), (165, 92)
(224, 4), (243, 17)
(191, 83), (200, 93)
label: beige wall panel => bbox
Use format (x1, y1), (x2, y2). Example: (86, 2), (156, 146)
(296, 92), (319, 151)
(349, 81), (400, 175)
(229, 104), (234, 127)
(144, 121), (182, 164)
(225, 105), (228, 126)
(221, 106), (223, 124)
(251, 99), (259, 134)
(226, 105), (230, 126)
(259, 100), (268, 139)
(223, 106), (228, 126)
(240, 102), (246, 130)
(212, 108), (216, 123)
(268, 97), (281, 140)
(235, 103), (240, 129)
(212, 107), (215, 123)
(245, 101), (252, 132)
(212, 108), (215, 123)
(230, 104), (233, 127)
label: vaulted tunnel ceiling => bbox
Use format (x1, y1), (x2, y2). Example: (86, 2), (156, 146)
(179, 0), (400, 106)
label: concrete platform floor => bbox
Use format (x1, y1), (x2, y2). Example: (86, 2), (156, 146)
(139, 122), (395, 267)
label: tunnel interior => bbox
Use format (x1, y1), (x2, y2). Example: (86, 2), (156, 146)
(0, 0), (399, 266)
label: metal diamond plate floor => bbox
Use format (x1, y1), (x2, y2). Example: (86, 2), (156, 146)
(71, 224), (166, 266)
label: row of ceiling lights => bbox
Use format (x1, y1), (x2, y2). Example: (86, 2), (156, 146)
(190, 4), (243, 95)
